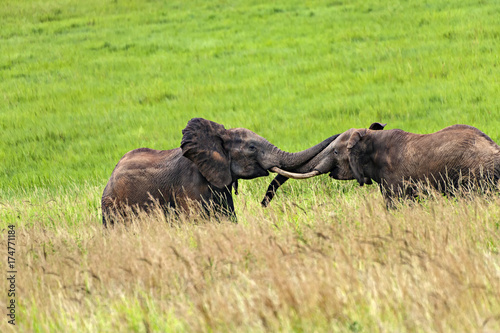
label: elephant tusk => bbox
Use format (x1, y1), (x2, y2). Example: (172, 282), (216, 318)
(270, 167), (321, 179)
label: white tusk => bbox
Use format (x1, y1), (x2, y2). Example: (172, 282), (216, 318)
(270, 167), (321, 179)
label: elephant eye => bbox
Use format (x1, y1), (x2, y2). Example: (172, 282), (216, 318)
(248, 145), (257, 151)
(334, 149), (338, 155)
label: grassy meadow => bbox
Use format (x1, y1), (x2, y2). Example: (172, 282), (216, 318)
(1, 0), (500, 331)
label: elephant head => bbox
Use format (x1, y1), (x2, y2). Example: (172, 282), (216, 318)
(180, 118), (338, 189)
(310, 122), (387, 185)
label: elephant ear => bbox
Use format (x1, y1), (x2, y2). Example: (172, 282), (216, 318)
(181, 118), (232, 189)
(347, 129), (367, 186)
(368, 122), (387, 131)
(347, 128), (366, 149)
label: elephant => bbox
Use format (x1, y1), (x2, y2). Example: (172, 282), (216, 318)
(262, 122), (386, 206)
(101, 118), (338, 226)
(270, 124), (500, 207)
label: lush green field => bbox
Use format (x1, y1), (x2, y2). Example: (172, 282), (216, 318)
(1, 0), (500, 332)
(2, 0), (499, 194)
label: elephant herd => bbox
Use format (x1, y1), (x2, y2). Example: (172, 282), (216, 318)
(102, 118), (500, 226)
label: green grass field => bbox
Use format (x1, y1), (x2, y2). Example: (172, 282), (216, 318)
(1, 0), (500, 332)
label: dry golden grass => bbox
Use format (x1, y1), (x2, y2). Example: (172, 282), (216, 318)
(1, 183), (500, 332)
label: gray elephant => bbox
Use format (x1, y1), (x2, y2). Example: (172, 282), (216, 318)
(270, 124), (500, 207)
(101, 118), (337, 226)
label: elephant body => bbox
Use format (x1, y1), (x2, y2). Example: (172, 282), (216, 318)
(101, 147), (234, 224)
(102, 118), (338, 225)
(314, 124), (500, 205)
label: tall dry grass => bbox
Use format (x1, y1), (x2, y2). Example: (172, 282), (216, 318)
(1, 185), (500, 332)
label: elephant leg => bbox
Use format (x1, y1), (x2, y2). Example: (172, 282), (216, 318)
(102, 212), (111, 228)
(102, 196), (119, 227)
(202, 187), (237, 222)
(379, 183), (400, 209)
(224, 190), (237, 223)
(261, 174), (289, 207)
(379, 185), (392, 209)
(218, 187), (236, 222)
(158, 200), (178, 221)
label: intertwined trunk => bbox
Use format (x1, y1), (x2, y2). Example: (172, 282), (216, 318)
(270, 134), (339, 170)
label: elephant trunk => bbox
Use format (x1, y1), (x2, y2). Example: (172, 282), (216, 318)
(261, 137), (338, 207)
(270, 134), (339, 171)
(292, 141), (337, 174)
(275, 123), (386, 174)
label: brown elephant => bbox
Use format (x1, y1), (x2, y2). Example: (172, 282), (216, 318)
(262, 122), (386, 206)
(101, 118), (337, 226)
(270, 124), (500, 207)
